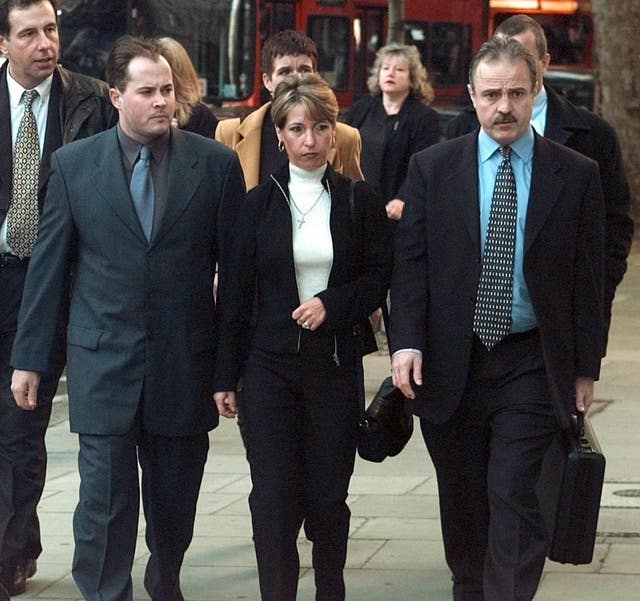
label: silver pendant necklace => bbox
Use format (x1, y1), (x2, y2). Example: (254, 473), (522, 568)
(289, 187), (325, 229)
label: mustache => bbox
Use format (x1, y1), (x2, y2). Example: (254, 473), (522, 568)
(493, 115), (516, 124)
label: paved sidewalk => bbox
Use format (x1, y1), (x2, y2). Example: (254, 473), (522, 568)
(18, 245), (640, 600)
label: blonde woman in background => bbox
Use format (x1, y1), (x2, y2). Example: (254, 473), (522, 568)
(158, 36), (218, 138)
(344, 43), (440, 222)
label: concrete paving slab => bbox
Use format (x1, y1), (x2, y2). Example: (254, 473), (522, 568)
(361, 539), (448, 571)
(350, 517), (443, 541)
(534, 573), (640, 601)
(600, 543), (640, 574)
(349, 494), (440, 519)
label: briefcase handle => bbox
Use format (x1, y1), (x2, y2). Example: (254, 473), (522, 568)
(575, 411), (585, 438)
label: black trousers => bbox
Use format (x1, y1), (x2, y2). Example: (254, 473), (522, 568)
(71, 425), (208, 601)
(0, 263), (64, 587)
(238, 332), (360, 601)
(420, 332), (560, 601)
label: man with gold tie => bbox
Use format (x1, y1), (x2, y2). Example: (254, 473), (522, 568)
(0, 1), (115, 596)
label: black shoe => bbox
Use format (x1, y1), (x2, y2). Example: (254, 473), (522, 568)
(0, 582), (10, 601)
(9, 561), (26, 596)
(24, 559), (36, 579)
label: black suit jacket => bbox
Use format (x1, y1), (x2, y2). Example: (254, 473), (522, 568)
(390, 132), (605, 429)
(11, 127), (246, 436)
(216, 163), (391, 389)
(343, 93), (441, 203)
(445, 85), (633, 349)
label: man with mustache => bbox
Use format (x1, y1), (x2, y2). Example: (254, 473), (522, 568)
(10, 35), (245, 600)
(0, 0), (115, 596)
(447, 14), (633, 355)
(391, 37), (604, 600)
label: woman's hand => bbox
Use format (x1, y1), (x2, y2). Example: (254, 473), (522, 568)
(291, 297), (327, 331)
(386, 198), (405, 221)
(214, 391), (238, 418)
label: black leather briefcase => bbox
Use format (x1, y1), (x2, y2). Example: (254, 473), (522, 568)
(537, 412), (606, 565)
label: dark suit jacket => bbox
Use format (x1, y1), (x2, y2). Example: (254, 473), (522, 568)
(445, 85), (633, 349)
(215, 163), (391, 389)
(343, 93), (441, 203)
(11, 127), (246, 436)
(390, 132), (605, 429)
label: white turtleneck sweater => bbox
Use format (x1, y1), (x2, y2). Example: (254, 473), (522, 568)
(287, 163), (333, 304)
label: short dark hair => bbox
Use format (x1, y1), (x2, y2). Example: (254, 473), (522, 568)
(271, 72), (338, 130)
(260, 29), (317, 76)
(469, 36), (537, 93)
(494, 14), (548, 59)
(0, 0), (56, 37)
(106, 35), (163, 91)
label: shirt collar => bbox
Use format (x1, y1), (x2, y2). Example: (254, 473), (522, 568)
(117, 124), (170, 166)
(478, 125), (535, 165)
(532, 86), (547, 120)
(6, 68), (53, 110)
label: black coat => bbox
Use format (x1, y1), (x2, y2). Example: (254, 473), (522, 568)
(216, 163), (391, 388)
(445, 85), (633, 349)
(391, 132), (605, 428)
(343, 94), (440, 202)
(0, 62), (117, 218)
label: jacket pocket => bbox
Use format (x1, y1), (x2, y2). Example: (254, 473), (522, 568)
(67, 325), (104, 350)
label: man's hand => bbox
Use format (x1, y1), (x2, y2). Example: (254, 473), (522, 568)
(575, 376), (595, 413)
(214, 391), (238, 418)
(391, 351), (422, 399)
(12, 370), (41, 411)
(292, 297), (327, 331)
(386, 199), (405, 221)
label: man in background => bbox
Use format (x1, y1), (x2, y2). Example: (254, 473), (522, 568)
(216, 29), (363, 189)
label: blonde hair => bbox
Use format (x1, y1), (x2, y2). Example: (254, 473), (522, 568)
(367, 43), (435, 105)
(157, 37), (201, 127)
(271, 72), (339, 130)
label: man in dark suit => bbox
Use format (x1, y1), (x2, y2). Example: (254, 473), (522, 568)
(10, 35), (245, 600)
(391, 37), (604, 601)
(446, 14), (633, 353)
(0, 0), (115, 596)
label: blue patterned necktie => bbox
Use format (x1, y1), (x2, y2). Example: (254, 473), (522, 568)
(7, 89), (40, 258)
(129, 145), (155, 240)
(473, 146), (518, 349)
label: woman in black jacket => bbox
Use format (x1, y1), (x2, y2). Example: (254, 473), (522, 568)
(344, 43), (441, 221)
(214, 73), (390, 601)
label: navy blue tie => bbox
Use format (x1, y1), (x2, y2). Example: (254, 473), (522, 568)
(130, 145), (155, 240)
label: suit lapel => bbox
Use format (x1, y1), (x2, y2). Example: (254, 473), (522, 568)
(91, 128), (149, 244)
(449, 135), (480, 251)
(524, 134), (563, 254)
(0, 66), (12, 213)
(150, 128), (202, 246)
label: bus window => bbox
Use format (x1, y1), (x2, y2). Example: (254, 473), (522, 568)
(430, 22), (466, 87)
(354, 6), (385, 100)
(57, 1), (257, 104)
(57, 0), (127, 80)
(130, 0), (256, 102)
(308, 16), (350, 90)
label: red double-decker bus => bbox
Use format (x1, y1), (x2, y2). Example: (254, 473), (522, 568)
(54, 1), (592, 111)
